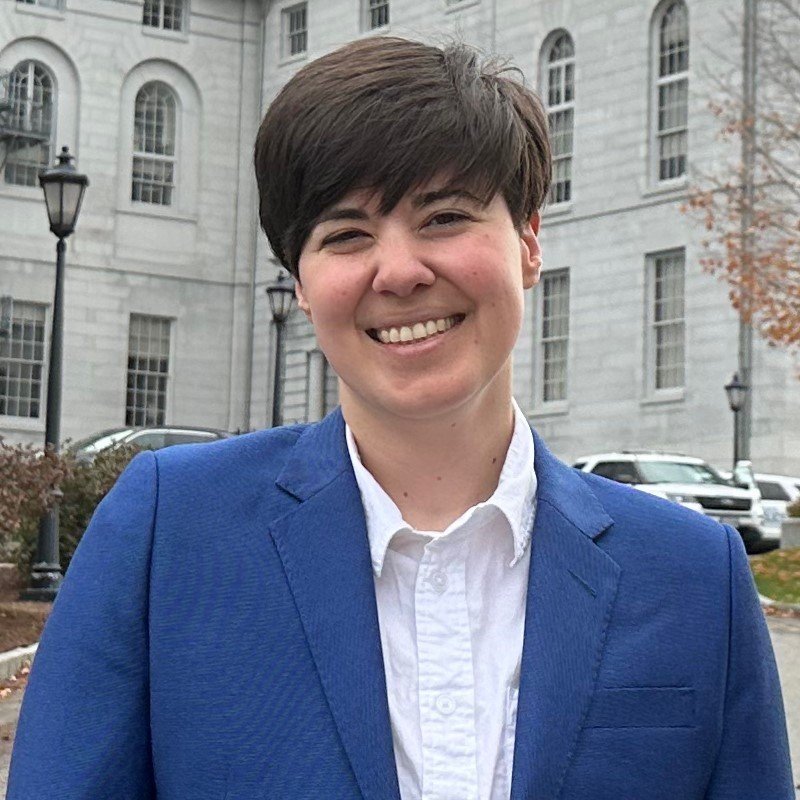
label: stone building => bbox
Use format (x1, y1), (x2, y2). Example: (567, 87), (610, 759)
(1, 0), (798, 473)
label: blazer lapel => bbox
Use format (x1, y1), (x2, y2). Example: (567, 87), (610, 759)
(510, 433), (620, 800)
(268, 410), (401, 800)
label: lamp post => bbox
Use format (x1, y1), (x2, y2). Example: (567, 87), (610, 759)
(724, 372), (748, 471)
(22, 146), (88, 601)
(265, 270), (295, 427)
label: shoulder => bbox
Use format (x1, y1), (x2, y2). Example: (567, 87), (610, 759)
(575, 469), (733, 578)
(151, 424), (308, 484)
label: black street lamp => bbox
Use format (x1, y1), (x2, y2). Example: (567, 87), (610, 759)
(724, 372), (748, 470)
(22, 146), (88, 601)
(266, 269), (295, 427)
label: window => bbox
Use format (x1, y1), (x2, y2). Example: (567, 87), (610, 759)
(757, 481), (792, 502)
(132, 81), (177, 206)
(544, 33), (575, 204)
(647, 250), (685, 391)
(654, 1), (688, 181)
(15, 0), (61, 7)
(0, 302), (46, 418)
(591, 462), (640, 484)
(126, 314), (171, 426)
(3, 61), (55, 187)
(282, 3), (307, 58)
(142, 0), (185, 31)
(538, 269), (570, 403)
(364, 0), (389, 29)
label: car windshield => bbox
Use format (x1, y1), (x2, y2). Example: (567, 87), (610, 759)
(71, 430), (133, 454)
(637, 461), (732, 486)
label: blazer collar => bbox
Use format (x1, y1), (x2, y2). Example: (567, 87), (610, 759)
(272, 411), (620, 800)
(510, 429), (620, 800)
(271, 409), (402, 800)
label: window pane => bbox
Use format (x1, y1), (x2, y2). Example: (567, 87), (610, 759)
(659, 2), (689, 78)
(132, 82), (177, 205)
(125, 315), (171, 426)
(368, 0), (389, 28)
(0, 302), (46, 419)
(650, 252), (685, 390)
(544, 35), (575, 204)
(539, 270), (570, 403)
(284, 4), (307, 56)
(4, 61), (54, 187)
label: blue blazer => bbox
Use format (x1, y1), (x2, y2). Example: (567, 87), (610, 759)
(8, 410), (793, 799)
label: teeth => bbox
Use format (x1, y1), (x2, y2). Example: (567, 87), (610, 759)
(372, 315), (461, 345)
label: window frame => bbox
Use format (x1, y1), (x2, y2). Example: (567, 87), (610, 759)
(362, 0), (389, 31)
(541, 31), (575, 207)
(14, 0), (64, 12)
(141, 0), (188, 33)
(533, 267), (570, 413)
(131, 80), (179, 208)
(644, 248), (686, 399)
(2, 59), (56, 188)
(0, 300), (48, 421)
(281, 2), (308, 61)
(125, 313), (173, 427)
(650, 0), (689, 185)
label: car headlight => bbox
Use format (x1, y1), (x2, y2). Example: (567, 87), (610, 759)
(665, 493), (699, 504)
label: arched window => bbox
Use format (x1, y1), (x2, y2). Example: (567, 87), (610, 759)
(4, 60), (55, 187)
(654, 1), (689, 181)
(544, 33), (575, 204)
(132, 81), (177, 206)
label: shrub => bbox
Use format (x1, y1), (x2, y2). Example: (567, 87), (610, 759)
(787, 498), (800, 519)
(0, 439), (138, 578)
(0, 440), (71, 563)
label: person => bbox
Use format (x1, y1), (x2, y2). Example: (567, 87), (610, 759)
(8, 37), (793, 800)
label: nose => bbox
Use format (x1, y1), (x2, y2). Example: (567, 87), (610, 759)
(370, 234), (435, 298)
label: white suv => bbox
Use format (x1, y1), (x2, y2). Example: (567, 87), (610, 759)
(754, 473), (800, 540)
(572, 452), (772, 552)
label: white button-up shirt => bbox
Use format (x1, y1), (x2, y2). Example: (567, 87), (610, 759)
(345, 401), (537, 800)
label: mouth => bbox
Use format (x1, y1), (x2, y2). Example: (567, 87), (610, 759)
(366, 314), (466, 345)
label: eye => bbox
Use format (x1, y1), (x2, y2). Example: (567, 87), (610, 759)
(425, 211), (471, 228)
(321, 229), (368, 247)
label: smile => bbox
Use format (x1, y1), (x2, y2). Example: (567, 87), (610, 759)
(367, 314), (466, 345)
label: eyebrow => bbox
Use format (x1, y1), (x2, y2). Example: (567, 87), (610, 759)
(312, 188), (484, 229)
(412, 188), (484, 209)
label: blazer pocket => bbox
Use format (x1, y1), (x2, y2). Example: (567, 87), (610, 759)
(585, 686), (695, 729)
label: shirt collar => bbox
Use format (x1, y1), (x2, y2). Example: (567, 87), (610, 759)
(345, 399), (537, 577)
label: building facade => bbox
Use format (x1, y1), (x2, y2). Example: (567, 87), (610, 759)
(1, 0), (798, 474)
(0, 0), (263, 445)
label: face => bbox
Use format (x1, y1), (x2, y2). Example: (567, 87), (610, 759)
(295, 179), (542, 427)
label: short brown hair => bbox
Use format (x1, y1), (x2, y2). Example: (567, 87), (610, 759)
(254, 37), (551, 278)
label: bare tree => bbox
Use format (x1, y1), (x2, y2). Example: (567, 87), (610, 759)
(686, 0), (800, 352)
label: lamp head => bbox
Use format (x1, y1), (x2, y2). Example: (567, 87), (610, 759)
(39, 146), (89, 239)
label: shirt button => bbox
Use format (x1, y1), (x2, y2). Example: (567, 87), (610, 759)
(435, 694), (456, 716)
(429, 570), (448, 593)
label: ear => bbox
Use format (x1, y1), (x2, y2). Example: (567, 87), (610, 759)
(295, 280), (312, 322)
(519, 211), (542, 290)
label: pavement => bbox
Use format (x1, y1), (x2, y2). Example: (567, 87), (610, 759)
(0, 616), (798, 796)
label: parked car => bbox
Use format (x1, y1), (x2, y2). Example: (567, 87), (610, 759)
(572, 451), (773, 552)
(754, 473), (800, 541)
(68, 425), (233, 462)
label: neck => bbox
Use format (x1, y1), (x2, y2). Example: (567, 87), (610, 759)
(342, 373), (516, 531)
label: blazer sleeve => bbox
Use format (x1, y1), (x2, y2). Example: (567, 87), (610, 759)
(704, 524), (794, 800)
(7, 451), (158, 800)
